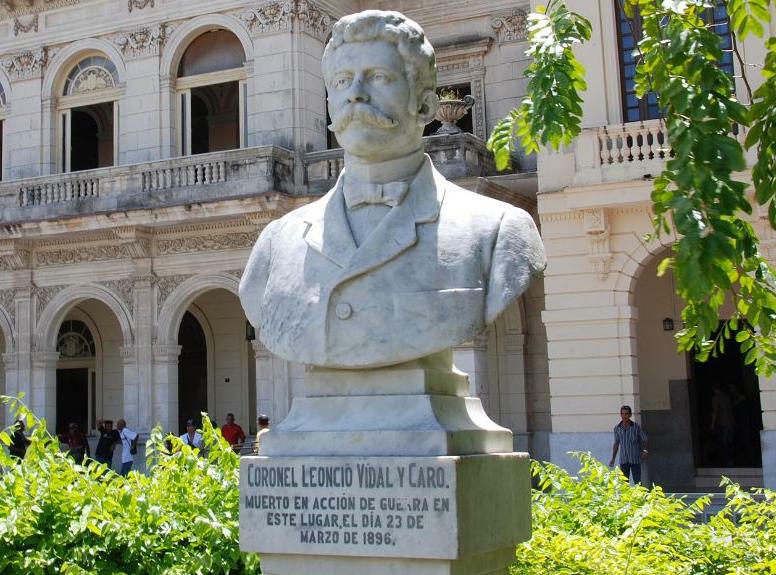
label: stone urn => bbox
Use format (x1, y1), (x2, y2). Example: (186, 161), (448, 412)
(434, 94), (475, 135)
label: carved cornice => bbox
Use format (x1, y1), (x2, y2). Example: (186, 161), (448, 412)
(1, 48), (47, 81)
(113, 24), (166, 60)
(35, 244), (129, 266)
(156, 232), (256, 256)
(113, 226), (151, 259)
(0, 0), (79, 20)
(127, 0), (153, 12)
(238, 0), (332, 40)
(0, 239), (31, 270)
(155, 273), (193, 311)
(13, 13), (37, 35)
(491, 8), (529, 44)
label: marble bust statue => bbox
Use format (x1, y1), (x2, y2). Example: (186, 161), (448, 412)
(240, 10), (546, 369)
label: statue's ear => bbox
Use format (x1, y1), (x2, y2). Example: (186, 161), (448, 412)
(417, 89), (439, 125)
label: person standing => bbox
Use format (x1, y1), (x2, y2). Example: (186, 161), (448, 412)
(9, 419), (31, 460)
(180, 419), (204, 450)
(221, 413), (246, 453)
(253, 414), (270, 455)
(608, 405), (649, 484)
(59, 423), (90, 464)
(94, 419), (120, 468)
(116, 419), (138, 476)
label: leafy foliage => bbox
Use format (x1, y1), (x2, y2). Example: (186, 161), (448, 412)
(2, 399), (774, 574)
(0, 396), (260, 575)
(486, 0), (591, 170)
(490, 0), (776, 375)
(512, 453), (776, 575)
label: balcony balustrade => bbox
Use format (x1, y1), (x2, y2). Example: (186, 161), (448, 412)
(0, 132), (503, 225)
(574, 119), (750, 186)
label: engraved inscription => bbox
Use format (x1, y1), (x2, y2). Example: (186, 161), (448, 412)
(240, 457), (458, 559)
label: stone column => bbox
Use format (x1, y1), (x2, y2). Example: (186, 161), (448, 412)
(453, 336), (489, 405)
(759, 373), (776, 489)
(252, 339), (292, 425)
(31, 350), (59, 433)
(152, 343), (181, 434)
(134, 276), (155, 432)
(1, 352), (19, 426)
(542, 304), (640, 472)
(120, 346), (139, 431)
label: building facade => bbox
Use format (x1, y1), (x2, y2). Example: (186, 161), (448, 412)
(0, 0), (772, 489)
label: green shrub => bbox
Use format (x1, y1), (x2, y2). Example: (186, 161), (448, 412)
(0, 396), (260, 575)
(2, 398), (774, 575)
(513, 453), (776, 575)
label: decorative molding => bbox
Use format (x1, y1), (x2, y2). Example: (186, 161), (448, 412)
(538, 211), (584, 224)
(0, 239), (31, 270)
(0, 288), (15, 330)
(295, 0), (331, 41)
(238, 0), (332, 39)
(1, 48), (47, 81)
(114, 25), (166, 60)
(582, 209), (613, 280)
(127, 0), (153, 12)
(239, 1), (294, 35)
(152, 343), (182, 361)
(0, 0), (79, 20)
(31, 283), (65, 318)
(156, 232), (256, 256)
(491, 8), (529, 44)
(99, 279), (135, 317)
(35, 244), (128, 266)
(69, 67), (115, 94)
(13, 13), (37, 35)
(113, 226), (151, 259)
(225, 269), (244, 280)
(155, 274), (193, 311)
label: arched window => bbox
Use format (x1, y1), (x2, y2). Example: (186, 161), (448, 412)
(176, 30), (247, 155)
(58, 55), (121, 172)
(57, 319), (96, 358)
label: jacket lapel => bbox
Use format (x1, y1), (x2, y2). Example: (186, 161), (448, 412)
(336, 157), (446, 285)
(303, 173), (358, 268)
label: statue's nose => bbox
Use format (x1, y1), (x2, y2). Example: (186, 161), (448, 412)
(348, 76), (369, 103)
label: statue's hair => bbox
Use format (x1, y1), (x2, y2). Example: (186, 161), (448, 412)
(322, 11), (437, 112)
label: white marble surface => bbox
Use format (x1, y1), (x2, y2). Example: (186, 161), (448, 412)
(239, 11), (545, 369)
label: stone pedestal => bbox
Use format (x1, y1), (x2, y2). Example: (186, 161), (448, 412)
(240, 351), (532, 575)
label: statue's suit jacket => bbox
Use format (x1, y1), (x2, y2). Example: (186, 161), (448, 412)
(239, 157), (545, 368)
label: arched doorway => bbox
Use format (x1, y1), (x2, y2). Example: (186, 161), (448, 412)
(175, 29), (246, 155)
(635, 250), (763, 489)
(53, 300), (125, 436)
(170, 287), (255, 436)
(178, 310), (208, 434)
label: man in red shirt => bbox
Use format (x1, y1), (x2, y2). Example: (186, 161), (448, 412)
(221, 413), (246, 454)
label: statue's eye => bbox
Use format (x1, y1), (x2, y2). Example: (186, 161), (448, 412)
(371, 72), (390, 85)
(333, 75), (352, 90)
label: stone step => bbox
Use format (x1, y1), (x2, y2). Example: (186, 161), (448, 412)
(694, 467), (763, 489)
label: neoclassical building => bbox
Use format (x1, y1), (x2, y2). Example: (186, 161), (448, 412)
(0, 0), (772, 489)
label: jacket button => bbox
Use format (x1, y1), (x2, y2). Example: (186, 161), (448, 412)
(335, 302), (353, 320)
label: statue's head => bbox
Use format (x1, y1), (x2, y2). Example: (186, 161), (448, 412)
(322, 10), (438, 162)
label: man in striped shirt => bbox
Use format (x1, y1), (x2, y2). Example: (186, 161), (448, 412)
(608, 405), (649, 484)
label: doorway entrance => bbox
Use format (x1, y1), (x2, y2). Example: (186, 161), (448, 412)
(56, 368), (89, 435)
(690, 324), (763, 468)
(178, 311), (208, 434)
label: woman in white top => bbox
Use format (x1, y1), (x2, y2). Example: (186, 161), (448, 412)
(179, 419), (204, 449)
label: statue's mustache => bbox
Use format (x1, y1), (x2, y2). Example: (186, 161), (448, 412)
(328, 103), (398, 132)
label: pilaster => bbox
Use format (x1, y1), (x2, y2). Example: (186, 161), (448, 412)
(152, 342), (181, 434)
(133, 275), (155, 431)
(31, 350), (59, 432)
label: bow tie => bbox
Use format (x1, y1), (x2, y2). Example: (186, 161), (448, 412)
(343, 180), (410, 209)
